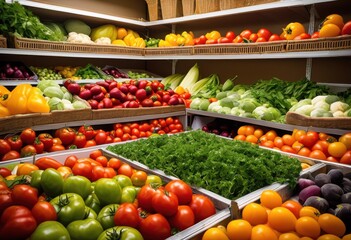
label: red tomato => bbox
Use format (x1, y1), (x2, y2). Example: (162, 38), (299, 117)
(189, 194), (216, 223)
(117, 163), (134, 178)
(31, 201), (57, 224)
(20, 128), (36, 145)
(294, 32), (311, 40)
(340, 150), (351, 165)
(5, 135), (22, 152)
(312, 140), (329, 155)
(91, 165), (105, 181)
(33, 138), (44, 154)
(49, 144), (65, 152)
(78, 125), (96, 140)
(165, 179), (193, 205)
(103, 167), (116, 178)
(257, 28), (272, 41)
(55, 127), (76, 146)
(20, 145), (37, 157)
(114, 203), (140, 228)
(73, 132), (87, 148)
(233, 35), (244, 43)
(342, 21), (351, 35)
(240, 29), (252, 39)
(0, 167), (11, 178)
(281, 200), (302, 219)
(217, 37), (231, 43)
(168, 205), (195, 231)
(139, 213), (171, 240)
(256, 37), (267, 42)
(11, 184), (38, 209)
(225, 31), (235, 41)
(268, 34), (282, 41)
(95, 156), (108, 167)
(311, 31), (320, 38)
(94, 131), (107, 145)
(1, 150), (20, 161)
(89, 149), (103, 159)
(0, 139), (11, 155)
(152, 188), (179, 217)
(249, 33), (258, 42)
(0, 182), (13, 214)
(205, 39), (218, 44)
(84, 139), (96, 148)
(137, 184), (159, 212)
(72, 162), (93, 180)
(38, 133), (53, 151)
(0, 205), (37, 240)
(300, 131), (319, 148)
(107, 157), (122, 170)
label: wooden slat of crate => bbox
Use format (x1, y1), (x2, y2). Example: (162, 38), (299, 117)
(50, 109), (92, 123)
(92, 105), (185, 120)
(13, 36), (144, 56)
(0, 35), (7, 48)
(0, 113), (52, 133)
(145, 46), (193, 55)
(286, 112), (351, 129)
(286, 35), (351, 52)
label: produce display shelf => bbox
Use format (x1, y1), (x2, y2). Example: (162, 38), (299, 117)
(187, 109), (351, 136)
(11, 36), (145, 56)
(0, 105), (186, 135)
(2, 47), (351, 60)
(15, 0), (337, 27)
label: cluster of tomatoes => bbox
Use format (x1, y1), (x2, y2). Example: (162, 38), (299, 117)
(193, 14), (350, 45)
(0, 117), (183, 162)
(65, 78), (185, 109)
(233, 125), (351, 165)
(202, 189), (350, 240)
(0, 149), (217, 240)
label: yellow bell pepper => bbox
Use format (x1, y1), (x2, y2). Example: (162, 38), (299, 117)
(176, 34), (186, 46)
(158, 39), (172, 47)
(0, 104), (10, 117)
(6, 84), (32, 115)
(0, 85), (10, 106)
(132, 37), (146, 48)
(123, 33), (136, 46)
(165, 33), (178, 46)
(205, 30), (221, 40)
(127, 29), (140, 38)
(90, 24), (118, 41)
(112, 39), (127, 46)
(27, 88), (50, 113)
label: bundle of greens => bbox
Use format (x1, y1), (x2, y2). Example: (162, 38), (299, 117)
(107, 131), (302, 200)
(0, 0), (61, 41)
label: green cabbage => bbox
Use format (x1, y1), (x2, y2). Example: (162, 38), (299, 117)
(44, 22), (67, 41)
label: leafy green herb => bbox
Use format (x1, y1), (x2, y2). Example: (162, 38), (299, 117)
(0, 0), (60, 41)
(107, 131), (302, 200)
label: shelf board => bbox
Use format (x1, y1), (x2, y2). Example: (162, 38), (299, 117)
(186, 109), (350, 136)
(14, 0), (337, 27)
(2, 48), (350, 60)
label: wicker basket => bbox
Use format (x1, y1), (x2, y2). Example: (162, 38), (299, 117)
(195, 0), (220, 14)
(0, 35), (6, 48)
(145, 46), (193, 55)
(182, 0), (195, 16)
(146, 0), (162, 21)
(12, 35), (145, 56)
(160, 0), (183, 19)
(193, 41), (286, 55)
(286, 35), (351, 52)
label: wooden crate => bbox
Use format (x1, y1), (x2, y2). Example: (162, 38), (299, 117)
(0, 35), (7, 48)
(286, 35), (351, 52)
(195, 0), (219, 14)
(219, 0), (247, 10)
(145, 0), (162, 20)
(92, 105), (185, 120)
(160, 0), (182, 19)
(182, 0), (195, 16)
(286, 112), (351, 130)
(144, 46), (194, 55)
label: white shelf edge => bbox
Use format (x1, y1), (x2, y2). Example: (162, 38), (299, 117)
(12, 0), (337, 27)
(186, 108), (350, 136)
(1, 48), (350, 60)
